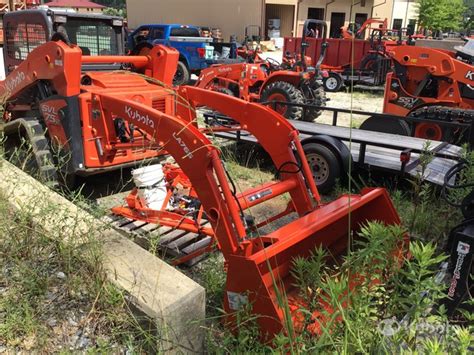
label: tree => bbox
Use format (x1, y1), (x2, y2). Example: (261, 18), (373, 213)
(93, 0), (126, 9)
(416, 0), (465, 32)
(102, 7), (127, 18)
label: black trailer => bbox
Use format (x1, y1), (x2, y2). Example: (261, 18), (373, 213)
(202, 103), (465, 193)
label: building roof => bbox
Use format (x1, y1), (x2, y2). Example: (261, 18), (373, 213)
(45, 0), (105, 8)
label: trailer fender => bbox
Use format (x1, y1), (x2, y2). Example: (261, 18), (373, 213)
(301, 134), (352, 179)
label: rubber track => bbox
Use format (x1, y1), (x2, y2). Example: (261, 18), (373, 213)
(408, 106), (474, 143)
(11, 118), (58, 184)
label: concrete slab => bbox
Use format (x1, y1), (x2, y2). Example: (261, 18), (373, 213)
(0, 159), (205, 353)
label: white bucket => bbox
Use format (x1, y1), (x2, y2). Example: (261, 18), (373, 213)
(221, 46), (230, 59)
(132, 164), (167, 210)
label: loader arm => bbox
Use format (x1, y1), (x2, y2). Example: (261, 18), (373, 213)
(0, 40), (83, 100)
(0, 40), (178, 104)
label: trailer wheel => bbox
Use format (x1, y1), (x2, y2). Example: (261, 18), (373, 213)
(261, 81), (304, 120)
(173, 61), (191, 86)
(323, 73), (343, 92)
(303, 143), (341, 194)
(360, 116), (411, 136)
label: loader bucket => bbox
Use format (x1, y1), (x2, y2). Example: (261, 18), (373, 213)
(223, 187), (405, 340)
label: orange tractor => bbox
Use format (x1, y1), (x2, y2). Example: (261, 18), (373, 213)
(195, 20), (328, 121)
(360, 39), (474, 145)
(0, 10), (407, 341)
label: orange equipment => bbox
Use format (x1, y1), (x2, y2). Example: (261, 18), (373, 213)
(360, 41), (474, 144)
(0, 9), (179, 186)
(340, 18), (388, 40)
(195, 20), (328, 122)
(115, 84), (406, 340)
(2, 34), (405, 339)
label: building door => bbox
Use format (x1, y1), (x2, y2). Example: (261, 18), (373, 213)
(329, 12), (345, 38)
(308, 8), (324, 20)
(355, 13), (367, 26)
(392, 19), (402, 30)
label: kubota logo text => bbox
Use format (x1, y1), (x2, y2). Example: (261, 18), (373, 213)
(5, 71), (26, 93)
(125, 106), (155, 128)
(173, 132), (193, 159)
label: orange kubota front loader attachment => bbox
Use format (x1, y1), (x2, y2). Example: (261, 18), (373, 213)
(108, 85), (405, 339)
(1, 39), (405, 340)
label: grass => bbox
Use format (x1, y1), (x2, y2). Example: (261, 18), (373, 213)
(0, 178), (169, 353)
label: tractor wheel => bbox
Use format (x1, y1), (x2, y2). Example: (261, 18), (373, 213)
(173, 61), (190, 86)
(303, 143), (341, 194)
(323, 72), (344, 92)
(360, 53), (383, 72)
(261, 81), (304, 120)
(302, 83), (327, 122)
(2, 118), (58, 186)
(214, 87), (235, 96)
(359, 116), (412, 136)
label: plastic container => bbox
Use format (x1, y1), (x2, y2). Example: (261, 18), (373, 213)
(132, 164), (167, 210)
(205, 45), (214, 60)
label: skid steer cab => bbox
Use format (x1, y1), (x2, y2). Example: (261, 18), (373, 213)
(3, 8), (125, 74)
(0, 10), (180, 187)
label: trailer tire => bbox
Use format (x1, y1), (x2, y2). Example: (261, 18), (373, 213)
(303, 143), (341, 194)
(173, 61), (191, 86)
(323, 72), (343, 92)
(360, 115), (411, 136)
(261, 81), (304, 120)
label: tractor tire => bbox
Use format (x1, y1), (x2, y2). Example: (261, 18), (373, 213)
(360, 53), (383, 72)
(323, 72), (344, 92)
(359, 115), (412, 136)
(302, 83), (327, 122)
(173, 61), (191, 86)
(261, 81), (304, 120)
(2, 118), (58, 186)
(303, 143), (341, 194)
(214, 87), (235, 96)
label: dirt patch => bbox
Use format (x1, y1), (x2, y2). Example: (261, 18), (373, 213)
(318, 91), (384, 127)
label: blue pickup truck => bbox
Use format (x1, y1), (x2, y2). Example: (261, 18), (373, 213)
(128, 24), (238, 85)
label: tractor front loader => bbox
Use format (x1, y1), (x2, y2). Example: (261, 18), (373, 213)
(106, 83), (406, 338)
(195, 20), (328, 122)
(0, 9), (180, 186)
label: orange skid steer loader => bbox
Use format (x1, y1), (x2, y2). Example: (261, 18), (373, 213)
(1, 34), (405, 340)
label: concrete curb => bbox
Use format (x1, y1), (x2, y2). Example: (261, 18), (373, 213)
(0, 159), (205, 353)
